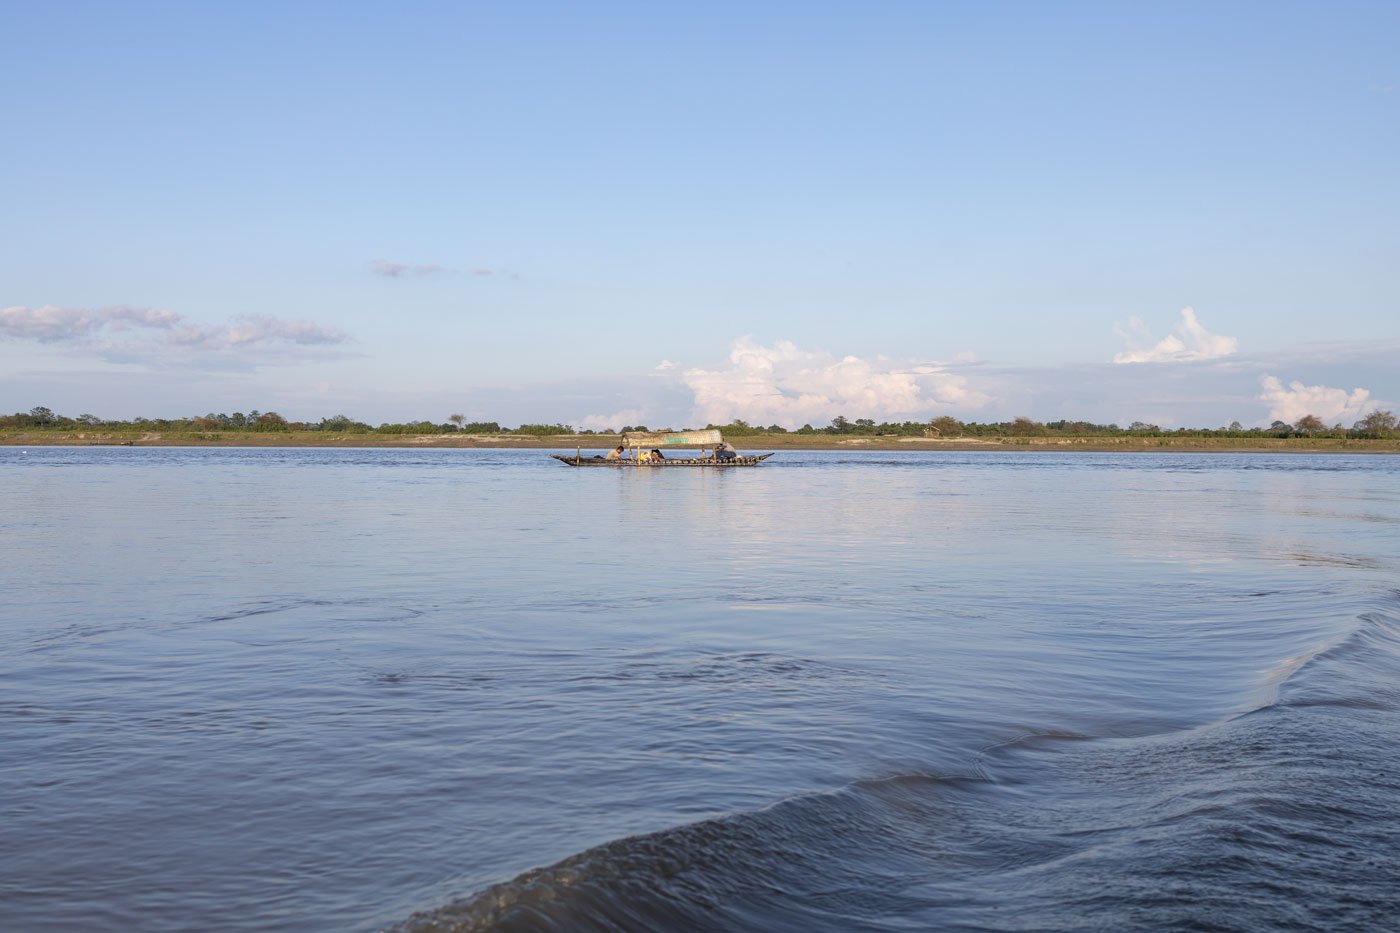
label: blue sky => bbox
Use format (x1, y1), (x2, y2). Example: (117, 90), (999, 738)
(3, 1), (1397, 428)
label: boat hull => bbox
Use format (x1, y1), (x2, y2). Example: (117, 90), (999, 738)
(551, 453), (774, 468)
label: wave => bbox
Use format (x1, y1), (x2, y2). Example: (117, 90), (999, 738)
(1256, 596), (1400, 712)
(392, 599), (1400, 932)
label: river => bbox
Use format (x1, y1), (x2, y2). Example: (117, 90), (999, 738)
(3, 447), (1398, 930)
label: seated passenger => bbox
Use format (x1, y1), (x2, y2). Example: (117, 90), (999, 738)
(605, 445), (624, 460)
(716, 441), (739, 461)
(650, 448), (665, 460)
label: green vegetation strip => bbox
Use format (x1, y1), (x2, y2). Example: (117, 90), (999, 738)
(5, 407), (1397, 451)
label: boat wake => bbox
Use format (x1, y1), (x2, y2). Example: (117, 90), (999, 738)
(392, 600), (1400, 932)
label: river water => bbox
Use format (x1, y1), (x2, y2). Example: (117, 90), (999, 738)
(3, 447), (1398, 930)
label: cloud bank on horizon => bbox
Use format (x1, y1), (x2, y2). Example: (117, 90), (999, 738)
(565, 316), (1390, 432)
(4, 305), (1393, 432)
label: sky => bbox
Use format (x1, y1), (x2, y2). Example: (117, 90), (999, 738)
(3, 0), (1397, 429)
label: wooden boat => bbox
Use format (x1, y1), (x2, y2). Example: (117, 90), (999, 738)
(551, 429), (775, 467)
(551, 452), (775, 467)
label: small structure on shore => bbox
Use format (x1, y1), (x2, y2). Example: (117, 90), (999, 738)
(551, 429), (774, 467)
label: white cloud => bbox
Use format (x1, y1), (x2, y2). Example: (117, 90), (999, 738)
(0, 304), (349, 369)
(1114, 307), (1238, 364)
(654, 359), (677, 371)
(679, 336), (991, 428)
(1258, 375), (1371, 426)
(0, 304), (181, 341)
(168, 315), (347, 349)
(370, 259), (446, 278)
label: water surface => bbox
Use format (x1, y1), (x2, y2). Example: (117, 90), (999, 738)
(3, 447), (1398, 930)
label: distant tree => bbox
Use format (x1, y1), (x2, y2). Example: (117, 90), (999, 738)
(1293, 414), (1325, 434)
(254, 411), (289, 431)
(765, 424), (788, 433)
(717, 420), (760, 436)
(29, 406), (56, 425)
(1007, 416), (1047, 436)
(1228, 421), (1244, 432)
(829, 415), (852, 434)
(76, 413), (103, 426)
(514, 423), (574, 435)
(1269, 420), (1291, 434)
(1353, 410), (1398, 438)
(1127, 421), (1159, 433)
(319, 415), (371, 432)
(449, 413), (466, 430)
(797, 423), (816, 434)
(928, 415), (964, 437)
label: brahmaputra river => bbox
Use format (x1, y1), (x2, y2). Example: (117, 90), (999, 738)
(3, 447), (1399, 930)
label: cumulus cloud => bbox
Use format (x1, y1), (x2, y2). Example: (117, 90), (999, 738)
(0, 304), (348, 367)
(370, 259), (446, 278)
(679, 337), (991, 428)
(1114, 307), (1238, 364)
(1258, 375), (1371, 426)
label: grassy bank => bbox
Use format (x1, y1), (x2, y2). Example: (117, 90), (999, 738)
(4, 430), (1399, 453)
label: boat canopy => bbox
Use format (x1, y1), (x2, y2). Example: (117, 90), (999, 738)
(620, 429), (722, 448)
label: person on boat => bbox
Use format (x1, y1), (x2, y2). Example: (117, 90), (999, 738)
(650, 448), (665, 460)
(716, 441), (739, 461)
(605, 445), (624, 460)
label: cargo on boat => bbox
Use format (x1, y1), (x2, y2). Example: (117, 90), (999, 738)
(621, 429), (723, 448)
(552, 429), (774, 468)
(551, 452), (774, 467)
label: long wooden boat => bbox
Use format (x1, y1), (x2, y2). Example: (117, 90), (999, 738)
(552, 452), (775, 468)
(551, 428), (774, 467)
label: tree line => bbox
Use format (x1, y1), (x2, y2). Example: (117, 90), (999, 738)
(3, 408), (576, 436)
(5, 407), (1398, 439)
(709, 411), (1399, 440)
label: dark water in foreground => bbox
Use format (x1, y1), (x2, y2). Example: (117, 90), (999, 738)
(3, 447), (1398, 931)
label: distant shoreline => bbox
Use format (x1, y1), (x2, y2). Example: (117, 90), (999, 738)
(4, 431), (1398, 453)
